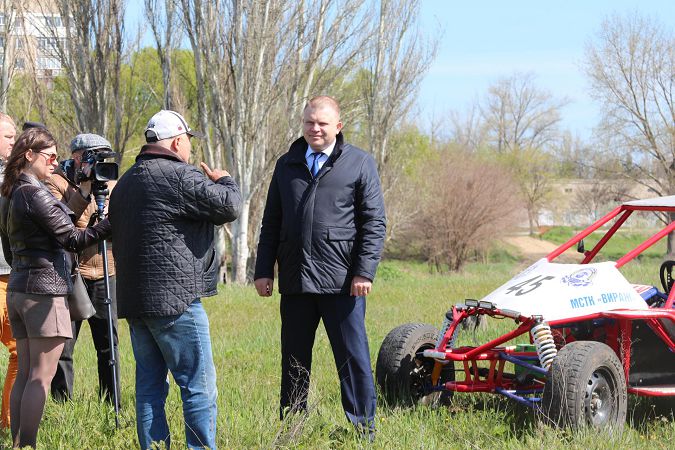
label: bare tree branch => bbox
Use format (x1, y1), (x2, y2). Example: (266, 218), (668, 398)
(180, 0), (372, 283)
(481, 72), (567, 153)
(584, 13), (675, 250)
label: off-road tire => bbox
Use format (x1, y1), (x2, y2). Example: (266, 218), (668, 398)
(376, 323), (454, 407)
(541, 341), (627, 430)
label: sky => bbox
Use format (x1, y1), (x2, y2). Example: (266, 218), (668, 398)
(418, 0), (675, 140)
(126, 1), (675, 140)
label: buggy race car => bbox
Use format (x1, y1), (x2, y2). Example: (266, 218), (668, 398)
(376, 196), (675, 428)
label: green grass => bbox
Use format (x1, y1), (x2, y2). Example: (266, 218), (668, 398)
(0, 258), (673, 448)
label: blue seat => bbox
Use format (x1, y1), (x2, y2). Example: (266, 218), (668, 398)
(632, 284), (668, 307)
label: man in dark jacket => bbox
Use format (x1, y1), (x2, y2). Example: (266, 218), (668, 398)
(109, 110), (241, 450)
(254, 96), (386, 438)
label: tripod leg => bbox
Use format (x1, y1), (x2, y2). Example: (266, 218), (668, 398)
(100, 240), (120, 427)
(89, 279), (120, 405)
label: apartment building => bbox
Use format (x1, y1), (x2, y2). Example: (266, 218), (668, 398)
(0, 1), (66, 80)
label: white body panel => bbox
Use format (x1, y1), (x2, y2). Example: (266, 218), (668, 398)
(481, 258), (648, 321)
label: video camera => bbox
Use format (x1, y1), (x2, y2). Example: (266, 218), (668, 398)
(60, 149), (119, 184)
(79, 149), (119, 182)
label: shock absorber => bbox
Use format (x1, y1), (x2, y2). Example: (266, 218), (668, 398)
(436, 310), (459, 350)
(531, 321), (557, 370)
(436, 311), (450, 348)
(436, 315), (450, 349)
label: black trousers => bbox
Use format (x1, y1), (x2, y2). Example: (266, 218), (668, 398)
(51, 276), (120, 406)
(280, 294), (376, 429)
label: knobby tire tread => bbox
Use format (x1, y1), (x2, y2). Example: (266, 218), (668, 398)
(542, 341), (626, 429)
(376, 323), (440, 406)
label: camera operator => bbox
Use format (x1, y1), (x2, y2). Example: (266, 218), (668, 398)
(43, 133), (120, 407)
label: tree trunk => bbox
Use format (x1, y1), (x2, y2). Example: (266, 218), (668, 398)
(216, 226), (229, 284)
(527, 208), (536, 236)
(0, 54), (9, 112)
(0, 3), (16, 113)
(232, 198), (250, 284)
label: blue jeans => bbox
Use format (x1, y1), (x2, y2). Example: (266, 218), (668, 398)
(128, 300), (217, 450)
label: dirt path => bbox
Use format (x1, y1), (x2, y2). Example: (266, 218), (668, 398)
(503, 235), (580, 264)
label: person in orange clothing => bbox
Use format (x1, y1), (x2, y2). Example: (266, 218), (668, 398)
(0, 113), (17, 430)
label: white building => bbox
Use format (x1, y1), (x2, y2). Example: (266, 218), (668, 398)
(1, 2), (67, 80)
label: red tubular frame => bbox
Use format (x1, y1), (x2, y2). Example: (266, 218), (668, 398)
(629, 386), (675, 396)
(667, 288), (675, 309)
(431, 309), (541, 394)
(431, 201), (675, 399)
(646, 318), (675, 350)
(581, 210), (632, 263)
(463, 320), (535, 359)
(620, 320), (632, 384)
(547, 203), (675, 268)
(546, 206), (622, 261)
(615, 220), (675, 268)
(433, 310), (675, 396)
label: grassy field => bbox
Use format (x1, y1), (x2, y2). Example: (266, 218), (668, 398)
(0, 257), (673, 449)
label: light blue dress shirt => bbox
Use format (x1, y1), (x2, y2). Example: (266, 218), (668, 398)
(305, 140), (336, 175)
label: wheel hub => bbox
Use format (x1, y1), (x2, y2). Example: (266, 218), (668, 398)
(584, 369), (615, 426)
(410, 358), (431, 398)
(590, 391), (602, 412)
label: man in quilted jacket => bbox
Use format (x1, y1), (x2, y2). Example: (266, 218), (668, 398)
(109, 110), (241, 450)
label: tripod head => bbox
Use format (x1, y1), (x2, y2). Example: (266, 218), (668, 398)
(92, 180), (110, 221)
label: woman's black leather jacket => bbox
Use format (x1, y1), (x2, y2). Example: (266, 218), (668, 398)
(0, 173), (111, 295)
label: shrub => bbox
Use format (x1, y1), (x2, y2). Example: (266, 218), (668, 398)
(405, 151), (523, 271)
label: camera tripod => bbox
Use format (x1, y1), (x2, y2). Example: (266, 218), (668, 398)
(93, 181), (121, 429)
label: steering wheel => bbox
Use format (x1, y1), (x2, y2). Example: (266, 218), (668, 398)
(659, 260), (675, 294)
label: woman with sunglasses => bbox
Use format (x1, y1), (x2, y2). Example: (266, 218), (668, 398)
(0, 127), (111, 449)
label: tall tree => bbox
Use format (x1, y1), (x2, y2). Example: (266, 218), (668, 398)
(178, 0), (222, 169)
(145, 0), (180, 110)
(448, 102), (489, 152)
(477, 73), (566, 234)
(379, 124), (434, 242)
(585, 13), (675, 249)
(179, 0), (369, 283)
(32, 0), (134, 154)
(498, 147), (555, 235)
(481, 72), (566, 153)
(347, 0), (437, 249)
(361, 0), (436, 175)
(0, 0), (18, 112)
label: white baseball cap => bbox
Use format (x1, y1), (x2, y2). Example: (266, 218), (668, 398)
(144, 110), (205, 142)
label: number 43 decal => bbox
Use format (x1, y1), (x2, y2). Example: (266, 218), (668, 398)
(505, 275), (555, 296)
